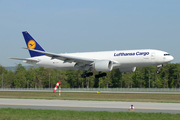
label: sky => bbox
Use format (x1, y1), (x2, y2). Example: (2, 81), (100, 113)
(0, 0), (180, 67)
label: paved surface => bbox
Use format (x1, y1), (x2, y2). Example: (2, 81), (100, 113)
(0, 98), (180, 114)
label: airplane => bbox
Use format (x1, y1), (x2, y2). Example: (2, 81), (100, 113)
(10, 31), (174, 78)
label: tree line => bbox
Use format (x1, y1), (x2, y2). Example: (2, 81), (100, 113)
(0, 63), (180, 88)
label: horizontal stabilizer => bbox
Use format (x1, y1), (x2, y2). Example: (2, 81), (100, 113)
(9, 58), (39, 62)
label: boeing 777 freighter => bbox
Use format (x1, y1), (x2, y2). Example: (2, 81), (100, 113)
(10, 31), (174, 78)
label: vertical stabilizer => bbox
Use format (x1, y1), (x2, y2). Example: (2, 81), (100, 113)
(22, 31), (45, 57)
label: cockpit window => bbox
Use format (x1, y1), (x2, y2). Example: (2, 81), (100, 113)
(164, 54), (170, 56)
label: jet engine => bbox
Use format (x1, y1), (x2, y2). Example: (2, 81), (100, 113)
(92, 60), (113, 72)
(119, 67), (136, 73)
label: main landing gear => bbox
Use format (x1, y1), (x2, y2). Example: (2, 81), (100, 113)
(157, 64), (163, 74)
(81, 72), (107, 78)
(95, 72), (107, 78)
(81, 72), (93, 78)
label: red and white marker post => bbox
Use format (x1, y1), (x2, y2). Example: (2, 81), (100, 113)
(130, 105), (134, 111)
(53, 82), (61, 97)
(59, 84), (61, 97)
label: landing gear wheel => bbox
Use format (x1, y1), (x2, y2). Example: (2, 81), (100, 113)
(81, 72), (93, 78)
(156, 64), (162, 74)
(86, 72), (93, 77)
(95, 72), (107, 78)
(95, 75), (100, 78)
(81, 74), (86, 78)
(157, 70), (160, 74)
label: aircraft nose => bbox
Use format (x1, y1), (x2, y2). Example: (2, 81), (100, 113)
(170, 56), (174, 61)
(164, 55), (174, 62)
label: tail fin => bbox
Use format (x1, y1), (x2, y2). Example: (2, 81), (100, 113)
(22, 31), (45, 57)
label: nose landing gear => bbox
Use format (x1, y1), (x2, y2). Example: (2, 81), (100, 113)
(157, 64), (163, 74)
(157, 70), (160, 74)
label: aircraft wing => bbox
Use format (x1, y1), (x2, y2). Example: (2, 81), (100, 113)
(23, 48), (95, 64)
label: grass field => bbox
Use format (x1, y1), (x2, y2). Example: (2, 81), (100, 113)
(0, 91), (180, 103)
(0, 108), (180, 120)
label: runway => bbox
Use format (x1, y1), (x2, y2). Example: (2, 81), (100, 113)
(0, 98), (180, 114)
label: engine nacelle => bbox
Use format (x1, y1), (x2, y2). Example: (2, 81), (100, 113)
(93, 60), (113, 72)
(119, 67), (136, 73)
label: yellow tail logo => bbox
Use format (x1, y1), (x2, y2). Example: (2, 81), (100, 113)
(28, 40), (36, 49)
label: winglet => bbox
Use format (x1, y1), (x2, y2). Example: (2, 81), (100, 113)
(22, 31), (45, 57)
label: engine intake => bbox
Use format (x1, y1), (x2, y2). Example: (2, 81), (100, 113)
(93, 60), (113, 72)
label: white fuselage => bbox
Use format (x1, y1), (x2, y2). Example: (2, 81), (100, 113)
(24, 49), (174, 71)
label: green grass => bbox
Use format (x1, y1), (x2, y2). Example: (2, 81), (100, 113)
(0, 91), (180, 103)
(0, 108), (179, 120)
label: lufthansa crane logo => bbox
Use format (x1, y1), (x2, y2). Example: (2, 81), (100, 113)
(28, 40), (36, 49)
